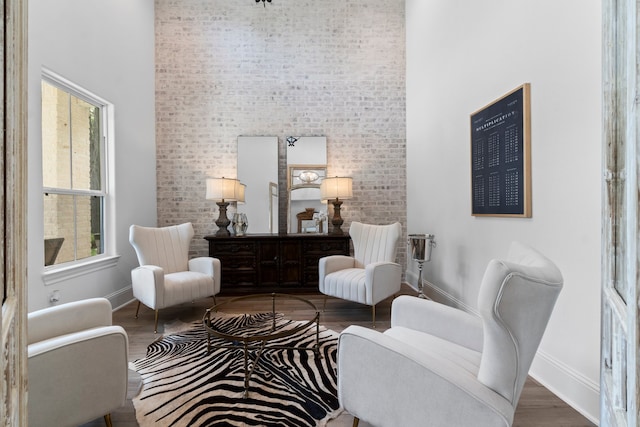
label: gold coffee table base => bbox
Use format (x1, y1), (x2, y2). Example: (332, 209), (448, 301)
(202, 293), (321, 398)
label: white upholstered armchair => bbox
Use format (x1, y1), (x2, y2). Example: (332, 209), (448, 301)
(338, 241), (563, 427)
(319, 221), (402, 325)
(28, 298), (128, 427)
(129, 222), (221, 332)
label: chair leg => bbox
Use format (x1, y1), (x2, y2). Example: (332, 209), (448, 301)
(154, 309), (159, 334)
(134, 300), (141, 319)
(213, 294), (217, 306)
(323, 295), (328, 312)
(372, 305), (376, 329)
(104, 413), (113, 427)
(352, 417), (360, 427)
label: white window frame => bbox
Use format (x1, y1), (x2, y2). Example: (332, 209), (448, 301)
(41, 69), (118, 285)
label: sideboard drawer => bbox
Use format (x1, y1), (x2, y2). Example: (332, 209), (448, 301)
(221, 255), (256, 270)
(303, 239), (350, 254)
(210, 241), (256, 256)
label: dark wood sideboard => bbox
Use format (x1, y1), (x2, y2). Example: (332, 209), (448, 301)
(204, 233), (351, 295)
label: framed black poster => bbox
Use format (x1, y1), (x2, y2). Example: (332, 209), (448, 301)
(470, 83), (531, 217)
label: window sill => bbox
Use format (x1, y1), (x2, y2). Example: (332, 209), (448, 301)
(43, 255), (120, 286)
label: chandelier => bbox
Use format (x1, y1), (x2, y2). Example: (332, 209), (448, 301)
(256, 0), (272, 6)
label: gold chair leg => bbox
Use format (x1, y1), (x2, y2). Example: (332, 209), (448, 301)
(372, 304), (376, 329)
(104, 413), (113, 427)
(154, 309), (159, 334)
(134, 300), (141, 319)
(352, 417), (360, 427)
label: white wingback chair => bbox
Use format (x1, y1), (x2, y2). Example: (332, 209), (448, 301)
(28, 298), (128, 427)
(338, 242), (563, 427)
(319, 221), (402, 325)
(129, 222), (221, 332)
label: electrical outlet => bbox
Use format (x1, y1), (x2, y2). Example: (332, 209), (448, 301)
(50, 290), (60, 304)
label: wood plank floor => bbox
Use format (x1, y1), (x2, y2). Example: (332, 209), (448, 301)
(81, 285), (596, 427)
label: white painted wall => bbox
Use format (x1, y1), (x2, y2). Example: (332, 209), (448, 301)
(406, 0), (601, 423)
(27, 0), (157, 311)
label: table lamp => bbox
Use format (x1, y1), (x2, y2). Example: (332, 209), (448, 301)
(320, 176), (353, 235)
(206, 177), (240, 236)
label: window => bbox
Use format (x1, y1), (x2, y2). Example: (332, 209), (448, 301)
(41, 74), (108, 267)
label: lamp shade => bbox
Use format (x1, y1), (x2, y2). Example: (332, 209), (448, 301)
(320, 177), (353, 201)
(236, 182), (246, 204)
(206, 177), (240, 202)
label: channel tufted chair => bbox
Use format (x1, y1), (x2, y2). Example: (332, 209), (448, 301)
(319, 221), (402, 326)
(28, 298), (128, 427)
(337, 241), (563, 427)
(129, 222), (221, 333)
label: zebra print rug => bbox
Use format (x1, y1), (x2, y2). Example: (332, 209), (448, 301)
(131, 313), (341, 427)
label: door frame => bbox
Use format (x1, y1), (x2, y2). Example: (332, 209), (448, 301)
(600, 0), (639, 425)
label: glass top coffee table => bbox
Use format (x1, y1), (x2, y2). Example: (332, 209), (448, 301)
(202, 293), (320, 398)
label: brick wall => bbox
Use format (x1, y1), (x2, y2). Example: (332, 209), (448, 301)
(155, 0), (407, 266)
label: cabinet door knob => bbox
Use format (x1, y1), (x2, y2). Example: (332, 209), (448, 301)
(273, 256), (278, 262)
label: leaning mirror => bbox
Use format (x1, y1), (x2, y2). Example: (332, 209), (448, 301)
(286, 136), (328, 233)
(237, 136), (279, 234)
(288, 165), (327, 233)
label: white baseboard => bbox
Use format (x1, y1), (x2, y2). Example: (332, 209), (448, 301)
(406, 271), (478, 315)
(407, 272), (600, 425)
(106, 286), (135, 311)
(530, 350), (600, 425)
